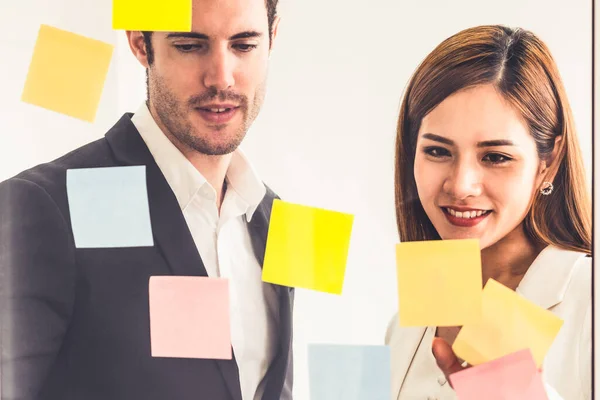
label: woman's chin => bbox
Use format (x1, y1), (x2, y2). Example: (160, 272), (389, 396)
(439, 230), (484, 243)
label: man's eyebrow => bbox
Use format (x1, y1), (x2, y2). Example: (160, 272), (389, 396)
(229, 31), (263, 40)
(165, 31), (263, 41)
(165, 32), (209, 40)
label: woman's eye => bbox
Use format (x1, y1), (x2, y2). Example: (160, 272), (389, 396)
(424, 146), (451, 158)
(482, 153), (512, 164)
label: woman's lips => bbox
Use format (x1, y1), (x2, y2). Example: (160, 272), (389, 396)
(441, 207), (492, 227)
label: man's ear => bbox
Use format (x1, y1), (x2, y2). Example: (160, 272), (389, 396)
(269, 16), (281, 52)
(126, 31), (150, 68)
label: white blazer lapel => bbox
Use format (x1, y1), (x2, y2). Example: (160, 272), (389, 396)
(516, 245), (587, 309)
(386, 318), (427, 399)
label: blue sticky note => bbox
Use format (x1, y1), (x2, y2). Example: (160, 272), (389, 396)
(66, 166), (153, 248)
(308, 344), (391, 400)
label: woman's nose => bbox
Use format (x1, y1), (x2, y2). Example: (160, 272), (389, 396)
(442, 162), (483, 200)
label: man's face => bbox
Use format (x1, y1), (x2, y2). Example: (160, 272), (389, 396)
(141, 0), (276, 156)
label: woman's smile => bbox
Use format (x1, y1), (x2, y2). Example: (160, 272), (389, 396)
(441, 206), (493, 227)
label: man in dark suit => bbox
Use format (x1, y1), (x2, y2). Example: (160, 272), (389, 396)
(0, 0), (293, 399)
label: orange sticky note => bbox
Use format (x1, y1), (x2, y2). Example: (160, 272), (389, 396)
(453, 279), (563, 367)
(449, 349), (549, 400)
(396, 239), (482, 327)
(112, 0), (192, 31)
(21, 25), (114, 122)
(261, 199), (354, 295)
(149, 276), (231, 359)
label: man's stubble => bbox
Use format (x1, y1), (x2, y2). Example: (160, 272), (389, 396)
(148, 69), (267, 156)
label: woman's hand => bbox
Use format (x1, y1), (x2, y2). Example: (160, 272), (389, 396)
(431, 337), (467, 388)
(432, 338), (545, 391)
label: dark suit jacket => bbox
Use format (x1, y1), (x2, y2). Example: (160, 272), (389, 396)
(0, 114), (294, 400)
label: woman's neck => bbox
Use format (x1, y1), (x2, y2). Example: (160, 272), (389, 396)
(480, 224), (545, 291)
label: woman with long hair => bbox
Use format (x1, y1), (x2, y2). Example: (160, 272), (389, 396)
(385, 25), (591, 399)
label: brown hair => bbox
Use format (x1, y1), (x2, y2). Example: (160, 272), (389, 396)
(394, 25), (591, 254)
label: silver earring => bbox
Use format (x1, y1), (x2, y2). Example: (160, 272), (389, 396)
(540, 181), (554, 195)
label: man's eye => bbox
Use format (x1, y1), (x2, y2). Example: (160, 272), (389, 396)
(424, 146), (451, 158)
(233, 43), (258, 52)
(483, 153), (512, 164)
(174, 44), (203, 52)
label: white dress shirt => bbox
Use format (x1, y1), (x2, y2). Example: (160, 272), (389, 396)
(385, 245), (591, 400)
(131, 103), (279, 400)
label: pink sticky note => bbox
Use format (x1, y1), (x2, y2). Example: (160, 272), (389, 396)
(149, 276), (232, 359)
(449, 349), (549, 400)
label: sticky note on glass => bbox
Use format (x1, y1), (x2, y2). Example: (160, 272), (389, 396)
(308, 344), (391, 400)
(66, 166), (153, 248)
(449, 349), (549, 400)
(21, 25), (114, 122)
(396, 239), (482, 327)
(149, 276), (231, 359)
(113, 0), (192, 31)
(261, 199), (354, 294)
(453, 279), (563, 367)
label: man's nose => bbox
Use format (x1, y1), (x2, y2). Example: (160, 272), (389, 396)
(203, 47), (235, 90)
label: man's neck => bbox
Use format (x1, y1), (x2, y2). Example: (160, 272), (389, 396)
(184, 150), (232, 211)
(148, 103), (232, 211)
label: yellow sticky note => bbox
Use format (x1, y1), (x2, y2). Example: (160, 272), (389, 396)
(21, 25), (114, 123)
(396, 239), (482, 327)
(113, 0), (192, 31)
(261, 200), (354, 295)
(453, 278), (564, 367)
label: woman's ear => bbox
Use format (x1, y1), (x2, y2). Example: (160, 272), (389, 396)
(539, 135), (563, 177)
(549, 135), (563, 166)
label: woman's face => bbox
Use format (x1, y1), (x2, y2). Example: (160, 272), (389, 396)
(414, 84), (546, 249)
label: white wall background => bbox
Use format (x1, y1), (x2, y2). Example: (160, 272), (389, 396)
(251, 2), (593, 398)
(0, 0), (119, 181)
(0, 1), (593, 399)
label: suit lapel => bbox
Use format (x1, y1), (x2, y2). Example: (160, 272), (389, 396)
(105, 114), (208, 279)
(248, 190), (294, 400)
(389, 325), (427, 399)
(105, 114), (243, 400)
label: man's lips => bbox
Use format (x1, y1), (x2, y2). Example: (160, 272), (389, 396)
(196, 103), (240, 112)
(195, 104), (240, 124)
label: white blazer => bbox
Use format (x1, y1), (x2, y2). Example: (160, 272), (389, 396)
(384, 245), (591, 400)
